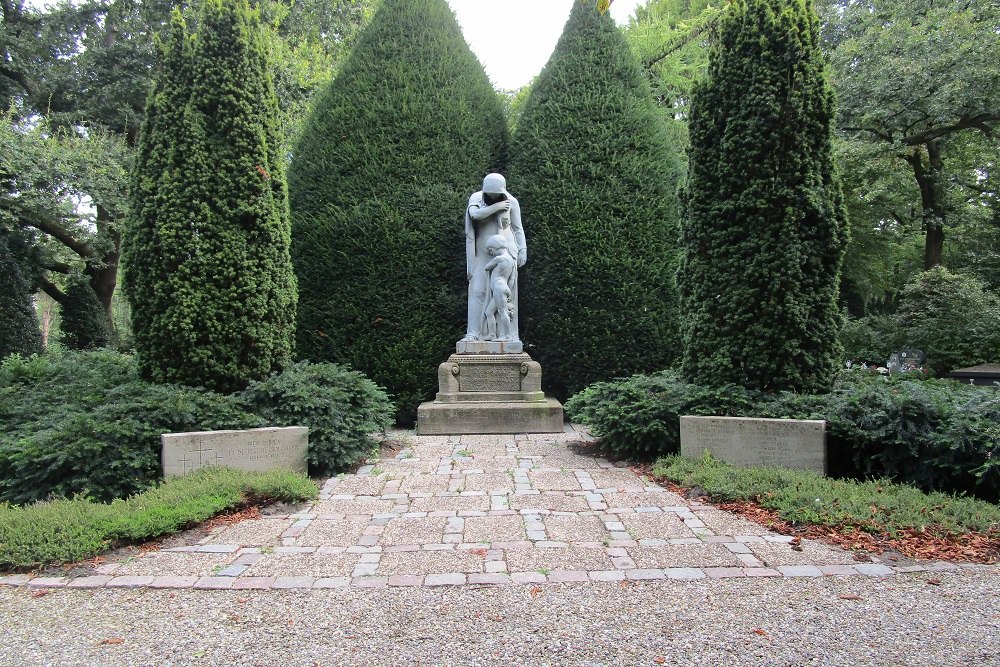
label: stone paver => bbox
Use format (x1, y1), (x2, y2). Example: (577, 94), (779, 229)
(2, 429), (972, 592)
(205, 518), (294, 546)
(296, 517), (370, 547)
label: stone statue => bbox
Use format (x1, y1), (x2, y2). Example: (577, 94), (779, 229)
(482, 234), (517, 341)
(461, 173), (526, 347)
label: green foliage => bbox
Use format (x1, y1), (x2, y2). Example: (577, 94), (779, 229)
(239, 361), (393, 475)
(0, 351), (392, 503)
(508, 2), (682, 399)
(894, 267), (1000, 375)
(0, 467), (316, 571)
(838, 314), (900, 367)
(819, 0), (1000, 270)
(59, 273), (112, 350)
(0, 232), (42, 359)
(289, 0), (507, 422)
(123, 0), (297, 394)
(565, 371), (756, 460)
(654, 453), (1000, 536)
(0, 352), (264, 504)
(568, 370), (1000, 501)
(679, 0), (847, 393)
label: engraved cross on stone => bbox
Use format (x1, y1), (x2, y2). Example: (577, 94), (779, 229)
(177, 453), (193, 474)
(193, 442), (214, 466)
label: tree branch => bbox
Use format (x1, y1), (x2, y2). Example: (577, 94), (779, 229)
(0, 64), (39, 99)
(38, 275), (67, 304)
(23, 211), (96, 260)
(40, 260), (73, 274)
(903, 114), (999, 146)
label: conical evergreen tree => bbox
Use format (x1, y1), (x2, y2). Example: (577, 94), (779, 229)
(60, 273), (112, 349)
(289, 0), (507, 422)
(507, 1), (682, 400)
(0, 232), (42, 358)
(123, 0), (296, 393)
(679, 0), (847, 393)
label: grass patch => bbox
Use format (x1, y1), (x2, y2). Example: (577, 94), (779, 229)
(0, 467), (317, 571)
(653, 454), (1000, 538)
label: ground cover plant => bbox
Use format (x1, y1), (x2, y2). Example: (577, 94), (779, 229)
(0, 351), (392, 504)
(0, 467), (317, 571)
(653, 453), (1000, 563)
(567, 370), (1000, 501)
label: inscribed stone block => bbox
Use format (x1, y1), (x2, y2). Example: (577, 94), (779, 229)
(162, 427), (307, 477)
(680, 416), (825, 474)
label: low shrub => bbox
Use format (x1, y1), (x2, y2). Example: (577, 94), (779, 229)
(565, 371), (759, 460)
(238, 361), (393, 475)
(654, 454), (1000, 537)
(0, 467), (316, 571)
(567, 370), (1000, 501)
(0, 372), (263, 504)
(0, 352), (393, 504)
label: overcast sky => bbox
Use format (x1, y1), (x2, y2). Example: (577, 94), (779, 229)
(446, 0), (644, 90)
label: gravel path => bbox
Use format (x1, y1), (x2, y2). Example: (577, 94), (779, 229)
(2, 427), (998, 665)
(2, 568), (997, 666)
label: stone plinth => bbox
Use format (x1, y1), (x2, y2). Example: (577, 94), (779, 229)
(417, 353), (563, 434)
(456, 340), (523, 354)
(162, 426), (308, 477)
(680, 416), (826, 474)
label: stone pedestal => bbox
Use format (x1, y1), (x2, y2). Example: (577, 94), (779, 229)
(416, 352), (564, 434)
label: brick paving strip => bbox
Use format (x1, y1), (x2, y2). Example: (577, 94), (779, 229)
(1, 426), (982, 592)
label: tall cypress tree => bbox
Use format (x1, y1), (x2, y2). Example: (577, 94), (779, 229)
(0, 232), (42, 358)
(289, 0), (507, 422)
(123, 0), (296, 393)
(679, 0), (847, 393)
(507, 1), (682, 400)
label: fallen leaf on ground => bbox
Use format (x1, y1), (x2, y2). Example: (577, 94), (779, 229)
(752, 629), (768, 637)
(654, 657), (667, 664)
(30, 590), (51, 598)
(98, 638), (124, 646)
(236, 597), (249, 604)
(468, 548), (488, 557)
(529, 586), (542, 598)
(838, 594), (863, 600)
(927, 579), (942, 586)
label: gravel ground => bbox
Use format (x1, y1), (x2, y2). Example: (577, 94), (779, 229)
(2, 568), (997, 666)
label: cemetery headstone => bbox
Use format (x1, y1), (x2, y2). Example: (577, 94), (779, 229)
(161, 426), (308, 477)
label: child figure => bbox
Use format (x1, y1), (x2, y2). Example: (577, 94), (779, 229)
(482, 234), (517, 341)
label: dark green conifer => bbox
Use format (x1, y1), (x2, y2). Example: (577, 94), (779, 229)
(60, 273), (112, 349)
(289, 0), (507, 422)
(507, 1), (682, 399)
(123, 0), (296, 393)
(679, 0), (847, 392)
(0, 232), (42, 358)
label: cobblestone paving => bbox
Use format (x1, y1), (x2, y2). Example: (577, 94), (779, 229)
(0, 426), (967, 592)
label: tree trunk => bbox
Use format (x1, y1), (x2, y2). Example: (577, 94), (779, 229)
(905, 141), (947, 269)
(89, 204), (121, 332)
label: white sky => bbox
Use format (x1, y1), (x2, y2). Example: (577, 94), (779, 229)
(447, 0), (644, 90)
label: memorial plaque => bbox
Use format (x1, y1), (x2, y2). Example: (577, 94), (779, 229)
(458, 363), (522, 392)
(680, 416), (826, 474)
(162, 426), (308, 477)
